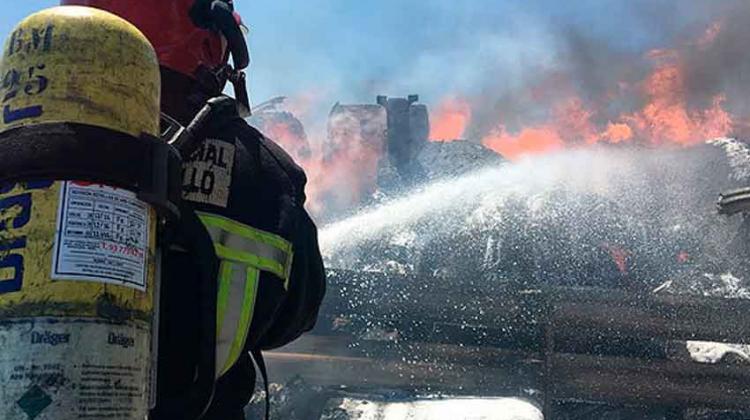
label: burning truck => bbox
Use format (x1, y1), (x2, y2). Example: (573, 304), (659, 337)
(248, 94), (750, 419)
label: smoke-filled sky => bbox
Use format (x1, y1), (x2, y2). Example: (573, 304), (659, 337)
(246, 0), (747, 127)
(244, 1), (734, 99)
(3, 1), (750, 218)
(3, 1), (750, 160)
(1, 1), (743, 105)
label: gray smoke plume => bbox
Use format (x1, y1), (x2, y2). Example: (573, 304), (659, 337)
(464, 0), (750, 143)
(245, 1), (750, 218)
(248, 1), (750, 145)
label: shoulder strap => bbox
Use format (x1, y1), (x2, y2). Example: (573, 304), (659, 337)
(250, 349), (270, 420)
(0, 123), (181, 218)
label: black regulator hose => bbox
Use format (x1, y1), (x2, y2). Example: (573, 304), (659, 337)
(168, 96), (238, 159)
(209, 0), (249, 70)
(190, 0), (250, 70)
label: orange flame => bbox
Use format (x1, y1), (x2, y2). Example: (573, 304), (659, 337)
(555, 97), (599, 145)
(483, 125), (564, 160)
(482, 21), (733, 159)
(622, 56), (732, 146)
(429, 96), (472, 141)
(262, 120), (312, 160)
(259, 22), (734, 216)
(481, 98), (595, 159)
(302, 150), (379, 217)
(290, 106), (388, 216)
(602, 123), (633, 143)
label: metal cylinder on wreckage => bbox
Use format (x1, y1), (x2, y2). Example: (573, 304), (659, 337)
(0, 6), (172, 420)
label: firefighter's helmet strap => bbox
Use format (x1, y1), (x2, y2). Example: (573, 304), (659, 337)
(0, 123), (182, 219)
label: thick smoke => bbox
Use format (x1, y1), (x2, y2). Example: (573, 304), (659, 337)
(251, 1), (750, 146)
(683, 4), (750, 126)
(248, 1), (750, 216)
(250, 0), (750, 138)
(461, 0), (750, 146)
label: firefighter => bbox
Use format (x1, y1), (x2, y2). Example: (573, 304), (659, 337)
(59, 1), (327, 419)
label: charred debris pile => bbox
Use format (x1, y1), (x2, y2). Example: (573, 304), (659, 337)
(248, 95), (750, 419)
(249, 93), (750, 305)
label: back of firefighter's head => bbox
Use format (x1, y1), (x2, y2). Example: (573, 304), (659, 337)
(61, 0), (249, 118)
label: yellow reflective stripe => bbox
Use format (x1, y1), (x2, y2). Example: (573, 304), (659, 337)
(206, 225), (290, 269)
(215, 262), (248, 378)
(197, 211), (294, 285)
(214, 243), (287, 280)
(198, 211), (292, 254)
(219, 267), (259, 376)
(199, 211), (294, 377)
(216, 261), (233, 333)
(215, 262), (243, 377)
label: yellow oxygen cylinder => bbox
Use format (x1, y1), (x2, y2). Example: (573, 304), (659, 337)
(0, 6), (179, 420)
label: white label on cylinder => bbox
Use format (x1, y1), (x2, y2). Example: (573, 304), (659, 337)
(51, 181), (150, 291)
(0, 318), (151, 420)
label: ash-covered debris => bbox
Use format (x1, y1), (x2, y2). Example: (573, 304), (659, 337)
(321, 140), (750, 297)
(688, 409), (750, 420)
(321, 396), (543, 420)
(247, 377), (544, 420)
(685, 341), (750, 364)
(312, 140), (750, 418)
(247, 96), (750, 417)
(245, 377), (328, 420)
(657, 269), (750, 299)
(554, 403), (685, 420)
(416, 140), (505, 181)
(372, 100), (506, 197)
(710, 138), (750, 183)
(245, 377), (477, 420)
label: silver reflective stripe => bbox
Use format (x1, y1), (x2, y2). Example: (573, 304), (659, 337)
(215, 262), (248, 378)
(204, 225), (290, 272)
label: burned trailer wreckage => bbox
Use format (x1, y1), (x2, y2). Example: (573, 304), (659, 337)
(261, 273), (750, 419)
(250, 97), (750, 419)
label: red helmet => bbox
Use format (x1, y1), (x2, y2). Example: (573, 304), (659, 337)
(60, 0), (249, 80)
